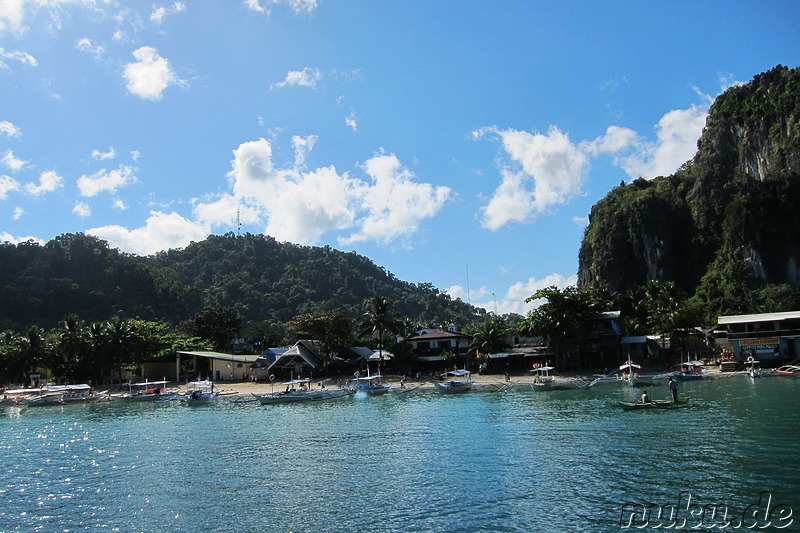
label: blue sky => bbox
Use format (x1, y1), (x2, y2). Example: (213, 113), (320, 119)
(1, 1), (798, 316)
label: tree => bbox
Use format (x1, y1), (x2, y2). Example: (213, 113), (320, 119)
(517, 286), (599, 366)
(359, 295), (405, 355)
(183, 307), (242, 352)
(286, 309), (355, 368)
(55, 314), (88, 381)
(468, 316), (510, 358)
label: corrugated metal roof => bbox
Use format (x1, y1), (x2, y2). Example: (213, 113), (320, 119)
(177, 351), (261, 363)
(718, 311), (800, 324)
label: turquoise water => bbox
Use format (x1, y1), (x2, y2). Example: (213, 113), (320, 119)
(1, 376), (798, 532)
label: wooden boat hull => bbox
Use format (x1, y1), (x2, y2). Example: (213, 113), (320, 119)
(619, 398), (691, 411)
(433, 380), (474, 393)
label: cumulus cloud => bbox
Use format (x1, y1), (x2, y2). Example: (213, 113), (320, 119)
(77, 165), (137, 197)
(0, 47), (37, 68)
(0, 0), (25, 35)
(91, 146), (116, 160)
(123, 46), (182, 101)
(341, 153), (452, 245)
(73, 201), (91, 217)
(0, 121), (21, 138)
(12, 206), (23, 220)
(150, 2), (186, 24)
(618, 104), (708, 179)
(2, 150), (27, 172)
(0, 174), (20, 198)
(88, 211), (208, 256)
(25, 170), (63, 196)
(475, 126), (590, 230)
(191, 138), (451, 247)
(270, 67), (321, 90)
(475, 97), (710, 230)
(0, 232), (44, 245)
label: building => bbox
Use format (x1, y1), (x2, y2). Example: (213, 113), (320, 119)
(141, 351), (261, 382)
(405, 327), (472, 364)
(581, 311), (622, 370)
(716, 311), (800, 363)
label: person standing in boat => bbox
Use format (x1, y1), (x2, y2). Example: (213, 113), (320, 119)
(669, 377), (678, 402)
(641, 390), (650, 403)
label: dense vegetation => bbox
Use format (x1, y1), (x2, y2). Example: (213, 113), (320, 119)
(0, 232), (484, 334)
(578, 65), (800, 322)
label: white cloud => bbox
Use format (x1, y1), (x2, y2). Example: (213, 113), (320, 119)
(123, 46), (182, 101)
(471, 272), (579, 315)
(25, 170), (64, 196)
(112, 199), (127, 210)
(0, 47), (37, 68)
(245, 0), (320, 16)
(341, 153), (452, 245)
(91, 146), (116, 160)
(0, 121), (21, 138)
(73, 201), (91, 217)
(0, 232), (44, 245)
(0, 0), (25, 35)
(191, 138), (451, 247)
(1, 150), (26, 171)
(270, 67), (321, 90)
(345, 111), (358, 131)
(76, 37), (104, 59)
(291, 134), (317, 168)
(476, 126), (589, 230)
(77, 165), (137, 197)
(618, 104), (707, 179)
(88, 211), (208, 256)
(12, 206), (23, 220)
(572, 215), (589, 228)
(580, 126), (638, 156)
(150, 2), (186, 24)
(0, 174), (20, 198)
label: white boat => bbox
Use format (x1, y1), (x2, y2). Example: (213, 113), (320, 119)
(253, 379), (324, 405)
(776, 363), (800, 375)
(346, 373), (392, 395)
(433, 369), (474, 393)
(181, 380), (220, 404)
(2, 388), (36, 405)
(116, 380), (178, 402)
(672, 360), (707, 381)
(530, 365), (585, 391)
(23, 384), (109, 406)
(619, 361), (642, 387)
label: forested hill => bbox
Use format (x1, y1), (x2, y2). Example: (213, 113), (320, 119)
(0, 232), (484, 332)
(578, 65), (800, 318)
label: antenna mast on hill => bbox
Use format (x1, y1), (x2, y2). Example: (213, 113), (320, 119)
(236, 207), (241, 237)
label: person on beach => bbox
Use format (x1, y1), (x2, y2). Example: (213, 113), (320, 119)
(669, 377), (678, 402)
(641, 390), (650, 403)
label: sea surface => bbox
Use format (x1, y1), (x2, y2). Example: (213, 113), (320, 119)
(1, 375), (798, 532)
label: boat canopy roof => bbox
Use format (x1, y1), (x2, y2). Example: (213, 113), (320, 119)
(45, 384), (91, 391)
(354, 375), (383, 381)
(447, 369), (471, 377)
(282, 379), (310, 385)
(619, 362), (641, 370)
(536, 366), (555, 372)
(131, 380), (169, 386)
(683, 361), (704, 366)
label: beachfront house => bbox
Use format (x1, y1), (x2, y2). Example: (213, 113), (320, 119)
(406, 327), (473, 367)
(716, 311), (800, 363)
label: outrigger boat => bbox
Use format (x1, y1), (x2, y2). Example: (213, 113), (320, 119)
(433, 369), (474, 394)
(254, 379), (323, 405)
(776, 363), (800, 375)
(672, 360), (708, 381)
(181, 380), (219, 404)
(115, 380), (178, 402)
(23, 384), (109, 406)
(530, 365), (585, 391)
(346, 372), (392, 395)
(619, 397), (691, 411)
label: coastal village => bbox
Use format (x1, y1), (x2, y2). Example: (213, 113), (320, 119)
(4, 309), (799, 407)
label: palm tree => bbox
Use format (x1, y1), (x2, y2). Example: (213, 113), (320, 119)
(106, 316), (133, 383)
(360, 295), (404, 367)
(57, 314), (87, 381)
(19, 325), (47, 381)
(468, 316), (509, 358)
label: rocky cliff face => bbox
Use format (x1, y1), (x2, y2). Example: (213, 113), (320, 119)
(578, 65), (800, 296)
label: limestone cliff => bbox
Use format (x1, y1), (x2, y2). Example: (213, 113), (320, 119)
(578, 65), (800, 298)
